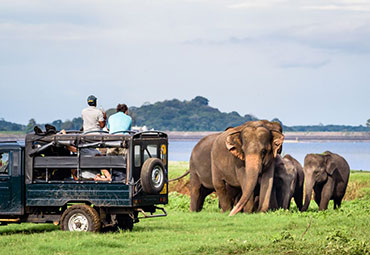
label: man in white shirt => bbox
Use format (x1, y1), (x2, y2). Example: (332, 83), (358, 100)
(81, 95), (106, 133)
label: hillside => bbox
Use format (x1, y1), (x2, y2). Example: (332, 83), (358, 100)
(129, 96), (258, 131)
(1, 96), (369, 132)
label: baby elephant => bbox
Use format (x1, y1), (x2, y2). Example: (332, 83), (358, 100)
(270, 154), (304, 210)
(302, 151), (350, 211)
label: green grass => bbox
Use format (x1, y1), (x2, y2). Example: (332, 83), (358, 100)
(168, 161), (189, 180)
(0, 162), (369, 255)
(0, 131), (25, 135)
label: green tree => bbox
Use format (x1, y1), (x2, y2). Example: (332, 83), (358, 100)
(191, 96), (209, 106)
(25, 118), (37, 133)
(61, 120), (73, 130)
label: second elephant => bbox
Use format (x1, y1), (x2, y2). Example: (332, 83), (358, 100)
(302, 151), (350, 211)
(270, 154), (304, 210)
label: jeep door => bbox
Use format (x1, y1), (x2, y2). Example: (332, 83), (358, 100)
(0, 147), (23, 214)
(0, 151), (11, 210)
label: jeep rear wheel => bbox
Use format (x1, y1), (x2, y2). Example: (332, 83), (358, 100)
(60, 204), (101, 232)
(140, 158), (166, 194)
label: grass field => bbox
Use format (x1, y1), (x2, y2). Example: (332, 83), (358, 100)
(0, 131), (25, 136)
(0, 162), (369, 255)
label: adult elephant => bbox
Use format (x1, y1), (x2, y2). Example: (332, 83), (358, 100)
(189, 120), (282, 212)
(270, 154), (304, 210)
(301, 151), (350, 211)
(211, 121), (284, 216)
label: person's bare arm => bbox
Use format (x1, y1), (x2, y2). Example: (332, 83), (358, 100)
(99, 112), (107, 128)
(67, 145), (77, 153)
(94, 169), (112, 181)
(99, 121), (106, 129)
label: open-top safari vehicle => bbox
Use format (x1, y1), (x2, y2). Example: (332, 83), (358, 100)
(0, 129), (168, 232)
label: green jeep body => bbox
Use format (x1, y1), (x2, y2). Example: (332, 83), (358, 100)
(0, 131), (168, 231)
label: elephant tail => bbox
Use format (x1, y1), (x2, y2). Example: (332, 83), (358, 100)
(169, 170), (190, 182)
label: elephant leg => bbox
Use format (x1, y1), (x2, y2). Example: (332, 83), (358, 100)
(258, 164), (275, 212)
(313, 185), (321, 208)
(225, 185), (254, 213)
(243, 195), (255, 213)
(281, 184), (293, 210)
(213, 179), (233, 212)
(225, 184), (241, 209)
(333, 198), (342, 209)
(190, 173), (205, 212)
(269, 185), (278, 210)
(293, 185), (304, 211)
(198, 186), (214, 211)
(319, 179), (335, 211)
(253, 195), (259, 212)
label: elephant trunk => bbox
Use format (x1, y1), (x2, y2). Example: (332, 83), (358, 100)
(229, 155), (261, 216)
(302, 177), (314, 212)
(281, 186), (291, 210)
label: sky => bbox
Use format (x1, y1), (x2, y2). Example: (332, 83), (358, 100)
(0, 0), (369, 126)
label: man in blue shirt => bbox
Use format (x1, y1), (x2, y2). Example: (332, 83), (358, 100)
(107, 104), (132, 134)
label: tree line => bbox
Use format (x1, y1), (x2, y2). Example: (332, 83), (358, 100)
(1, 96), (369, 132)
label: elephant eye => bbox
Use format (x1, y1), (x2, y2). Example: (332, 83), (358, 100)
(261, 149), (267, 157)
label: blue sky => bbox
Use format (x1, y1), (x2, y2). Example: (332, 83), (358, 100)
(0, 0), (369, 126)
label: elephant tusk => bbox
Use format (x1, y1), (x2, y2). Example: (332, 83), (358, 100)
(229, 204), (242, 216)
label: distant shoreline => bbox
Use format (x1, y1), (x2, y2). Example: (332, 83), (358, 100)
(2, 131), (370, 142)
(167, 131), (370, 142)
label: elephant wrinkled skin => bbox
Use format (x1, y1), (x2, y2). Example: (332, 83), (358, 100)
(211, 121), (284, 216)
(302, 151), (350, 211)
(189, 120), (282, 213)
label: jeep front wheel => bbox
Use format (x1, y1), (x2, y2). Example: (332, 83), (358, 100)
(60, 204), (101, 232)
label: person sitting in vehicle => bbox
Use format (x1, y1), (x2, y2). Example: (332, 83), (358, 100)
(106, 104), (132, 156)
(81, 95), (107, 133)
(107, 103), (132, 134)
(0, 152), (9, 174)
(58, 130), (111, 181)
(72, 169), (112, 181)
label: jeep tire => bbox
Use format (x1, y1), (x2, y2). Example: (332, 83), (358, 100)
(60, 204), (101, 232)
(140, 158), (165, 194)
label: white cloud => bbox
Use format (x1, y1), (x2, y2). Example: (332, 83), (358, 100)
(228, 0), (287, 9)
(303, 4), (370, 12)
(302, 0), (370, 12)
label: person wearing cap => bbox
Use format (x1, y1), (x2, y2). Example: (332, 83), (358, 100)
(81, 95), (106, 133)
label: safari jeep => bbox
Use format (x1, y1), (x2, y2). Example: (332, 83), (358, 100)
(0, 130), (168, 232)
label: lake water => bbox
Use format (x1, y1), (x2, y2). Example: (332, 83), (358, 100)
(169, 140), (370, 171)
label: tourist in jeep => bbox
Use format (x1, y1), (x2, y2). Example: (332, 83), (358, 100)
(81, 95), (107, 132)
(107, 103), (132, 134)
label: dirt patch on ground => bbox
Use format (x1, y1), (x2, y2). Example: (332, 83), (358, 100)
(169, 179), (190, 196)
(344, 181), (369, 200)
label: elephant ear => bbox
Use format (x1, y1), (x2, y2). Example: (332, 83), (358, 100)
(271, 131), (284, 158)
(225, 131), (244, 161)
(325, 155), (337, 175)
